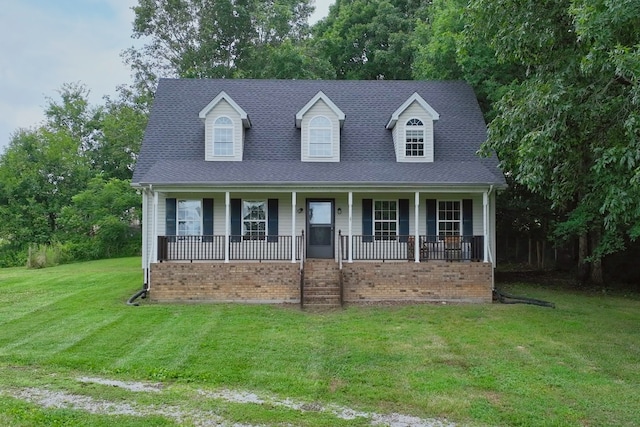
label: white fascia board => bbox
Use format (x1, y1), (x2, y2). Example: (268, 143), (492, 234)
(295, 91), (346, 128)
(386, 92), (440, 129)
(199, 90), (251, 128)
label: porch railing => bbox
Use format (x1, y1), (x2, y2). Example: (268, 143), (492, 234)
(340, 235), (485, 262)
(157, 235), (304, 262)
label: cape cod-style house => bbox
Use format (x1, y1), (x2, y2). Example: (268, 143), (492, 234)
(132, 79), (506, 306)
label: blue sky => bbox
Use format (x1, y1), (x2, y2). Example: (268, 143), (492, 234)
(0, 0), (332, 153)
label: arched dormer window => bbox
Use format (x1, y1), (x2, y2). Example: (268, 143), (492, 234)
(309, 116), (332, 157)
(405, 118), (424, 157)
(213, 116), (234, 156)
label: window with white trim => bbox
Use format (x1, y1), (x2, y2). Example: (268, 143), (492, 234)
(374, 200), (397, 240)
(309, 116), (332, 157)
(213, 116), (234, 156)
(243, 200), (266, 239)
(405, 118), (424, 157)
(178, 200), (202, 235)
(438, 200), (461, 237)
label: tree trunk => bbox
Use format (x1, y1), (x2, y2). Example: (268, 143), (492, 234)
(541, 240), (546, 269)
(590, 228), (603, 285)
(528, 238), (533, 266)
(577, 232), (589, 284)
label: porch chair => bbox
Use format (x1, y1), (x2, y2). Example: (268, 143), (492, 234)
(444, 235), (462, 261)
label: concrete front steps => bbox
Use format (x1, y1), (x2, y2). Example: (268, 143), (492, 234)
(302, 259), (341, 308)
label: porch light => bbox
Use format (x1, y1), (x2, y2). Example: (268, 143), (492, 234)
(337, 207), (342, 214)
(297, 207), (304, 214)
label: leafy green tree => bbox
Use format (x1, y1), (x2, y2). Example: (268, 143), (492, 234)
(411, 0), (524, 119)
(88, 97), (148, 180)
(125, 0), (314, 82)
(470, 0), (640, 283)
(234, 39), (335, 79)
(58, 177), (141, 259)
(313, 0), (430, 80)
(0, 128), (92, 247)
(44, 82), (103, 149)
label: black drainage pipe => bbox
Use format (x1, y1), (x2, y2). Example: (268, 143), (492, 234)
(127, 286), (148, 306)
(493, 288), (555, 308)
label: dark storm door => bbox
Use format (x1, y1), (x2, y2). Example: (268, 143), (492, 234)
(306, 199), (334, 258)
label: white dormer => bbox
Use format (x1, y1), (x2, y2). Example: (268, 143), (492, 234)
(386, 93), (439, 163)
(296, 91), (345, 162)
(199, 91), (251, 161)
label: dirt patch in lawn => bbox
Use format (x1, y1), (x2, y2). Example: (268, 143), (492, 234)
(3, 376), (457, 427)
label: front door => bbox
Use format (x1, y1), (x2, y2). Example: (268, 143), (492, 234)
(306, 199), (334, 258)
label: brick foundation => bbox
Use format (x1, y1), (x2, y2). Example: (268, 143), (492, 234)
(342, 261), (493, 303)
(149, 260), (493, 304)
(150, 262), (301, 303)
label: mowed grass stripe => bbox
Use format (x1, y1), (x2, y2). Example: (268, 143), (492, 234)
(122, 306), (225, 377)
(0, 258), (639, 426)
(0, 309), (126, 359)
(0, 279), (101, 327)
(109, 307), (218, 371)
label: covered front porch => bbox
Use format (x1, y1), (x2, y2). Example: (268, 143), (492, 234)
(141, 187), (496, 304)
(143, 188), (496, 264)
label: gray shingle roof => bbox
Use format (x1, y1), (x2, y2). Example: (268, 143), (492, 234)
(133, 79), (505, 187)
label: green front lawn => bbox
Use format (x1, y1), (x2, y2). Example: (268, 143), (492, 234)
(0, 258), (638, 426)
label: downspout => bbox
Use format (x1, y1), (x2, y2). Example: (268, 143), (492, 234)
(414, 191), (420, 263)
(128, 185), (152, 306)
(487, 185), (495, 290)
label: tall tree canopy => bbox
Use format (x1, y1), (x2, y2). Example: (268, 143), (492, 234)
(470, 0), (640, 282)
(313, 0), (430, 79)
(411, 0), (524, 119)
(0, 84), (145, 264)
(125, 0), (322, 81)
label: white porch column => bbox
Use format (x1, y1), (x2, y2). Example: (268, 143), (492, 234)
(348, 191), (353, 263)
(414, 191), (420, 263)
(291, 191), (297, 263)
(225, 191), (230, 263)
(483, 190), (489, 263)
(152, 190), (159, 266)
(141, 188), (148, 271)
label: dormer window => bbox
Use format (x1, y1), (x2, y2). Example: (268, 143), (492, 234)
(309, 116), (332, 157)
(387, 93), (439, 163)
(405, 118), (425, 157)
(213, 116), (234, 156)
(296, 91), (345, 162)
(199, 91), (251, 162)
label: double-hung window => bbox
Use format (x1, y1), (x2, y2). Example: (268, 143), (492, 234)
(178, 200), (202, 236)
(213, 116), (234, 156)
(374, 200), (397, 240)
(438, 200), (461, 237)
(309, 116), (332, 157)
(405, 118), (424, 157)
(243, 200), (266, 239)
